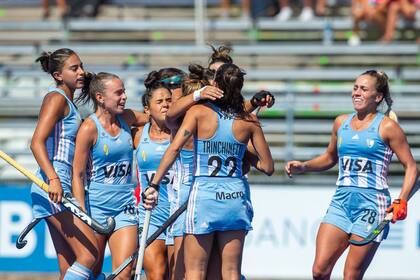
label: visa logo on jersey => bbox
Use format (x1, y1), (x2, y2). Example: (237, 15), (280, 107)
(341, 157), (373, 173)
(103, 161), (132, 178)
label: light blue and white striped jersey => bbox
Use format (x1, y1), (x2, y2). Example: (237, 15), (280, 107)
(88, 114), (133, 184)
(179, 149), (194, 185)
(336, 112), (393, 190)
(45, 87), (82, 166)
(194, 103), (247, 178)
(136, 122), (173, 224)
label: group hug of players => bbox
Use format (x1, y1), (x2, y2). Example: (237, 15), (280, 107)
(25, 45), (417, 280)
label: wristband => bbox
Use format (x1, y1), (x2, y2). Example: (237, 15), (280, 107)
(193, 88), (203, 102)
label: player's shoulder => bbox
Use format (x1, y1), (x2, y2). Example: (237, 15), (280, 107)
(79, 116), (97, 133)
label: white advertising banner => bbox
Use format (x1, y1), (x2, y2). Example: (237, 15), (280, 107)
(242, 185), (420, 279)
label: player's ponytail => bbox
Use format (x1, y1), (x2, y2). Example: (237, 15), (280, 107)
(213, 63), (249, 119)
(182, 64), (212, 96)
(35, 48), (77, 84)
(76, 72), (120, 110)
(208, 45), (233, 68)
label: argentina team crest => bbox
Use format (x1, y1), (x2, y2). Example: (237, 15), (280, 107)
(366, 138), (375, 148)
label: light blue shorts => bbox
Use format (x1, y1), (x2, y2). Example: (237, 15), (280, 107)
(86, 182), (138, 233)
(31, 161), (71, 219)
(322, 186), (391, 242)
(170, 181), (192, 238)
(185, 177), (253, 235)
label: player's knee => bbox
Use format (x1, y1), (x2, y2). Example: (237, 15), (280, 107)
(221, 266), (241, 279)
(312, 263), (332, 280)
(77, 249), (98, 268)
(146, 269), (167, 280)
(343, 267), (364, 280)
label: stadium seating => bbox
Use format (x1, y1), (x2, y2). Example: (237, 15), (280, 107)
(0, 1), (419, 185)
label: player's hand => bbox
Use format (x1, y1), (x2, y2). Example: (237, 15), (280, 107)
(284, 161), (306, 178)
(141, 183), (159, 210)
(198, 86), (224, 101)
(386, 198), (407, 223)
(251, 90), (275, 108)
(48, 177), (63, 204)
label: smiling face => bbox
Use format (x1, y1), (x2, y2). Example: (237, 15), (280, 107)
(352, 74), (383, 113)
(53, 54), (85, 90)
(144, 88), (172, 123)
(96, 78), (127, 115)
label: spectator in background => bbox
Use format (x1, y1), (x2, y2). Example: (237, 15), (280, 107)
(221, 0), (251, 20)
(348, 0), (387, 46)
(42, 0), (68, 19)
(380, 0), (420, 43)
(276, 0), (326, 21)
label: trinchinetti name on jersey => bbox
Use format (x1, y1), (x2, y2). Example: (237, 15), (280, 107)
(202, 140), (243, 156)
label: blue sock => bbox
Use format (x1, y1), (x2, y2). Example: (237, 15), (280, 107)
(63, 262), (92, 280)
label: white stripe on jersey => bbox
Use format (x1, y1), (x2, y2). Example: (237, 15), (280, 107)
(357, 171), (368, 188)
(196, 154), (200, 176)
(374, 193), (387, 242)
(186, 180), (199, 233)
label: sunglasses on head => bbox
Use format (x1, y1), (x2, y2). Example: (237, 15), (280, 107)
(161, 75), (183, 89)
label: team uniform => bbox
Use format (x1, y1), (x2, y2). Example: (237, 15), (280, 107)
(85, 114), (137, 232)
(170, 148), (194, 237)
(31, 87), (82, 218)
(323, 112), (392, 241)
(136, 123), (174, 243)
(185, 103), (253, 235)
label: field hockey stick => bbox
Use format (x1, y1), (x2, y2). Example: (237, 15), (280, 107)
(349, 178), (420, 246)
(0, 150), (115, 235)
(16, 218), (42, 249)
(106, 200), (188, 280)
(133, 209), (152, 280)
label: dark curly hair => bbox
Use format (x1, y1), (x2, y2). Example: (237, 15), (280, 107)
(213, 63), (249, 120)
(35, 48), (77, 85)
(208, 45), (233, 68)
(142, 70), (171, 108)
(182, 64), (213, 97)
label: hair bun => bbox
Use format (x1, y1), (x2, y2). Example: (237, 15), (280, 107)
(144, 71), (161, 89)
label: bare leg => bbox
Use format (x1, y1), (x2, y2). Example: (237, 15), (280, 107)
(46, 211), (99, 276)
(46, 221), (74, 279)
(216, 230), (246, 280)
(92, 234), (107, 278)
(343, 234), (380, 280)
(312, 223), (350, 280)
(172, 236), (186, 280)
(278, 0), (289, 9)
(380, 2), (401, 42)
(184, 233), (215, 280)
(221, 0), (230, 17)
(108, 226), (138, 280)
(56, 0), (68, 17)
(167, 244), (175, 280)
(242, 0), (251, 16)
(316, 0), (326, 16)
(42, 0), (50, 18)
(143, 239), (168, 280)
(206, 238), (222, 280)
